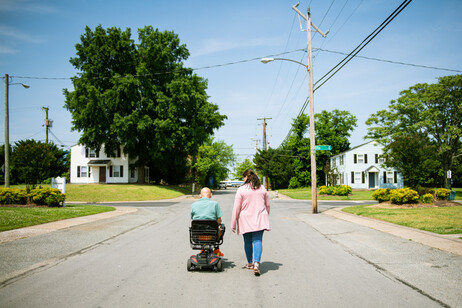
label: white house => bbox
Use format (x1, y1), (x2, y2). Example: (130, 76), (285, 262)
(70, 144), (149, 184)
(329, 141), (403, 189)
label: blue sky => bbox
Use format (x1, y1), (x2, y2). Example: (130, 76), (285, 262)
(1, 0), (461, 165)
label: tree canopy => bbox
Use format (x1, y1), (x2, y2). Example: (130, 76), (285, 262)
(64, 25), (226, 183)
(366, 75), (462, 188)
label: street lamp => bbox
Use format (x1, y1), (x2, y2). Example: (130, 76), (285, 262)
(4, 73), (30, 187)
(261, 57), (317, 213)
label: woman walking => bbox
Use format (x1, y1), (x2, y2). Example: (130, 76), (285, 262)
(231, 169), (270, 276)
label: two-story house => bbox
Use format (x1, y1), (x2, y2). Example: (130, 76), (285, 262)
(329, 141), (403, 189)
(70, 144), (149, 184)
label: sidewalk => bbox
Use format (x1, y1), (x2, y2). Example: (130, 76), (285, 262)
(324, 207), (462, 256)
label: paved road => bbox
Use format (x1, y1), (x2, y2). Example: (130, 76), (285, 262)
(0, 190), (461, 307)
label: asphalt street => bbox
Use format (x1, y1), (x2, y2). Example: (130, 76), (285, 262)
(0, 189), (461, 307)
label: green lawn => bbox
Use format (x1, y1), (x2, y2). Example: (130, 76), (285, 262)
(279, 187), (462, 201)
(12, 184), (188, 202)
(342, 204), (462, 234)
(0, 205), (115, 232)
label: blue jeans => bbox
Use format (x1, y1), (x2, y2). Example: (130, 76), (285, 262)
(243, 230), (264, 263)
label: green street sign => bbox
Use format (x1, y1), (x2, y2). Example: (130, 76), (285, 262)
(315, 145), (331, 151)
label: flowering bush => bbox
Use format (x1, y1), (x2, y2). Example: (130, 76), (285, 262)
(319, 185), (351, 196)
(29, 188), (65, 207)
(389, 188), (419, 205)
(372, 189), (391, 203)
(420, 193), (433, 204)
(0, 188), (28, 205)
(435, 188), (451, 200)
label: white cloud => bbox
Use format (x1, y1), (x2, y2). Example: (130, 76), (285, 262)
(0, 45), (17, 54)
(0, 0), (57, 14)
(0, 25), (44, 44)
(192, 37), (279, 57)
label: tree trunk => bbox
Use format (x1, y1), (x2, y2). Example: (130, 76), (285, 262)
(137, 165), (145, 184)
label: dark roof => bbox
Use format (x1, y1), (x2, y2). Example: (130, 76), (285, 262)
(87, 160), (111, 165)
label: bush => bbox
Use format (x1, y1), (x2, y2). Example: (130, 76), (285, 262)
(288, 177), (300, 189)
(319, 185), (352, 196)
(0, 188), (28, 205)
(372, 188), (391, 203)
(29, 188), (65, 207)
(389, 188), (419, 205)
(414, 186), (435, 197)
(435, 188), (451, 200)
(421, 193), (433, 204)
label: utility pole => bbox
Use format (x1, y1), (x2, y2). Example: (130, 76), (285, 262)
(257, 117), (271, 151)
(42, 107), (50, 143)
(4, 74), (9, 187)
(292, 3), (328, 214)
(257, 117), (271, 189)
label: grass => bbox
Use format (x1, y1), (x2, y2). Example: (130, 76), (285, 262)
(278, 187), (462, 201)
(278, 187), (374, 200)
(342, 204), (462, 234)
(12, 184), (188, 202)
(0, 205), (115, 232)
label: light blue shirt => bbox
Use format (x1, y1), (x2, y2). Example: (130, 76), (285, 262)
(191, 197), (222, 221)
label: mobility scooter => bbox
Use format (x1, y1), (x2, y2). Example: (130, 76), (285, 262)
(188, 220), (225, 272)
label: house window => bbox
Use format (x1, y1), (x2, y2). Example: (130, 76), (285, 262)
(109, 165), (124, 178)
(130, 168), (136, 178)
(357, 154), (364, 164)
(376, 154), (385, 164)
(85, 148), (99, 158)
(355, 172), (361, 183)
(331, 158), (336, 168)
(79, 166), (88, 177)
(387, 171), (394, 184)
(340, 155), (344, 165)
(110, 147), (122, 158)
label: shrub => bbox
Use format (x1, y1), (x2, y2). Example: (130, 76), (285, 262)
(319, 186), (329, 195)
(372, 188), (391, 203)
(319, 185), (352, 196)
(389, 188), (419, 205)
(435, 188), (451, 200)
(420, 193), (433, 204)
(0, 188), (28, 205)
(414, 186), (435, 197)
(289, 177), (300, 189)
(29, 188), (65, 207)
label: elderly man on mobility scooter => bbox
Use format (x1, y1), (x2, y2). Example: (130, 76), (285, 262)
(188, 187), (225, 271)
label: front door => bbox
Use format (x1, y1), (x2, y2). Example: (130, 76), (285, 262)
(99, 166), (106, 183)
(368, 172), (376, 188)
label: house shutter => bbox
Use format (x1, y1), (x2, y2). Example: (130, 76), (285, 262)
(354, 154), (357, 164)
(383, 171), (387, 183)
(77, 166), (81, 178)
(394, 171), (397, 184)
(85, 148), (89, 158)
(375, 154), (378, 164)
(351, 172), (354, 184)
(120, 165), (123, 177)
(109, 166), (113, 177)
(117, 148), (121, 158)
(362, 172), (365, 183)
(364, 154), (368, 164)
(96, 150), (99, 158)
(88, 166), (91, 178)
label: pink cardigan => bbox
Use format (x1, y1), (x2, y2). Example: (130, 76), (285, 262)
(231, 184), (271, 235)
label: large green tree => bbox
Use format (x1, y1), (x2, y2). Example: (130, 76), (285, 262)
(285, 110), (357, 187)
(64, 25), (226, 184)
(194, 138), (236, 188)
(254, 147), (294, 189)
(366, 75), (462, 188)
(11, 140), (68, 189)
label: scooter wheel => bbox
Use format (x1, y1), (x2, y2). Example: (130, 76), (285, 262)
(187, 259), (193, 271)
(216, 259), (223, 272)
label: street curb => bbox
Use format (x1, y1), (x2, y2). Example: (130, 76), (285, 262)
(0, 206), (138, 244)
(324, 207), (462, 256)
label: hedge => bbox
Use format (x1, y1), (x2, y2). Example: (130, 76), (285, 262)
(0, 187), (66, 207)
(319, 185), (352, 196)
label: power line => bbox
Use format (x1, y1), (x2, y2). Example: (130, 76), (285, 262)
(280, 0), (413, 146)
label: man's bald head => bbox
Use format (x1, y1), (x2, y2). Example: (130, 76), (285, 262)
(200, 187), (212, 198)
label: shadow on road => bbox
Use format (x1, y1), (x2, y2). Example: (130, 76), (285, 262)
(260, 261), (283, 274)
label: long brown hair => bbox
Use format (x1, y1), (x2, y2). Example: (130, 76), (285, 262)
(243, 169), (261, 190)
